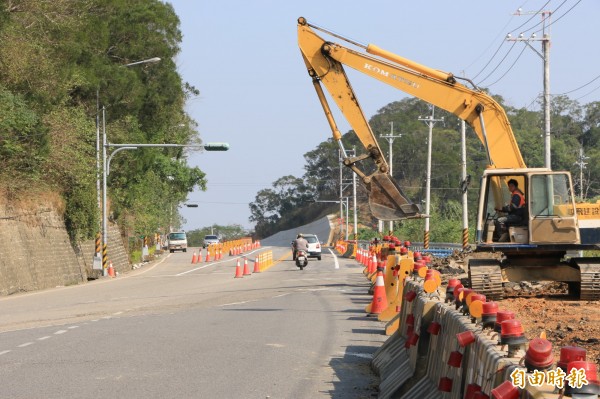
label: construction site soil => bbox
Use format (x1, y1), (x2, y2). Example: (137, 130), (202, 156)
(432, 251), (600, 367)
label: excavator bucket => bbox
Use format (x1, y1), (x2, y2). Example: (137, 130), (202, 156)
(368, 172), (421, 221)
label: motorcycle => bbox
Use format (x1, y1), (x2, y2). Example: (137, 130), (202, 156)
(295, 249), (308, 270)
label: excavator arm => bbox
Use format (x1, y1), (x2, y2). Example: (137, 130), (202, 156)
(298, 17), (526, 220)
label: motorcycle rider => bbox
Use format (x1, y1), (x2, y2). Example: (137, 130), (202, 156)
(292, 233), (309, 260)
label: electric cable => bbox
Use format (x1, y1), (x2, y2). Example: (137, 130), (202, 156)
(485, 44), (528, 88)
(476, 41), (517, 86)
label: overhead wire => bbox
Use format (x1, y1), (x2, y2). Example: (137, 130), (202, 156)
(475, 41), (518, 86)
(469, 0), (549, 81)
(512, 0), (551, 33)
(575, 84), (600, 102)
(526, 0), (576, 34)
(554, 74), (600, 97)
(484, 44), (528, 88)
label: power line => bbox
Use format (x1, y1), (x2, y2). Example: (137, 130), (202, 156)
(476, 41), (517, 85)
(531, 0), (581, 34)
(485, 44), (528, 88)
(575, 83), (600, 102)
(513, 0), (551, 33)
(554, 74), (600, 96)
(470, 1), (549, 82)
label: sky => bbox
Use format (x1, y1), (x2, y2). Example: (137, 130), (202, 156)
(166, 0), (600, 232)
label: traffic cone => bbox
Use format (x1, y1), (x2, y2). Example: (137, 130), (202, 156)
(243, 257), (251, 276)
(234, 259), (243, 278)
(108, 261), (115, 277)
(253, 257), (261, 273)
(191, 251), (197, 264)
(205, 249), (210, 262)
(197, 248), (203, 262)
(367, 270), (388, 315)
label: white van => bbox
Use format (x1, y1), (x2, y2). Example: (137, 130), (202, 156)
(167, 232), (188, 253)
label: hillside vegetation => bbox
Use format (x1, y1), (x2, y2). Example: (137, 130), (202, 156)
(0, 1), (203, 242)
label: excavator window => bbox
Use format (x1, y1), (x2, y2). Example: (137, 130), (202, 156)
(530, 174), (574, 217)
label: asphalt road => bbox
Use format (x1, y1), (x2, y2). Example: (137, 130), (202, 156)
(0, 245), (387, 398)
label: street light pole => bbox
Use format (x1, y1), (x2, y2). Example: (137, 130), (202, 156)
(101, 142), (229, 275)
(97, 57), (162, 273)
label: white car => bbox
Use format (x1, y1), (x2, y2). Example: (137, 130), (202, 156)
(303, 234), (322, 260)
(203, 234), (221, 248)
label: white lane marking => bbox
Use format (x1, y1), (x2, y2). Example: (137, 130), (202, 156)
(221, 301), (252, 306)
(0, 350), (11, 356)
(328, 249), (340, 269)
(176, 247), (269, 276)
(341, 352), (374, 359)
(67, 326), (80, 329)
(113, 312), (123, 316)
(18, 342), (34, 348)
(54, 330), (67, 335)
(38, 336), (51, 341)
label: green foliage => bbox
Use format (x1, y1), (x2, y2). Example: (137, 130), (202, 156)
(0, 1), (206, 247)
(0, 85), (47, 175)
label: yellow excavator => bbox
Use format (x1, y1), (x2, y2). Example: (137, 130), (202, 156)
(298, 17), (600, 300)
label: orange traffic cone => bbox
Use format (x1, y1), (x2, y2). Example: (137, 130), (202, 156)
(243, 257), (251, 276)
(253, 257), (261, 273)
(234, 259), (243, 278)
(108, 261), (115, 277)
(197, 248), (203, 262)
(205, 249), (210, 262)
(191, 251), (198, 264)
(368, 270), (388, 315)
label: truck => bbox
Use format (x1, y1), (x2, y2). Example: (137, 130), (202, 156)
(167, 231), (188, 253)
(297, 17), (600, 300)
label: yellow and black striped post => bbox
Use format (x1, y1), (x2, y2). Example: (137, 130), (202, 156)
(462, 228), (469, 249)
(423, 230), (430, 250)
(95, 232), (101, 256)
(102, 243), (108, 273)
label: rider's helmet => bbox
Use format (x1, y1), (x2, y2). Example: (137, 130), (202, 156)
(297, 233), (304, 238)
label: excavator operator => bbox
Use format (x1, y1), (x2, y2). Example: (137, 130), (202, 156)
(494, 179), (525, 241)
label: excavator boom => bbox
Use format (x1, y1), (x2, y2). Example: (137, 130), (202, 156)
(298, 18), (531, 222)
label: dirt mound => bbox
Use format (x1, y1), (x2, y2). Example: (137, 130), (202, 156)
(428, 252), (600, 367)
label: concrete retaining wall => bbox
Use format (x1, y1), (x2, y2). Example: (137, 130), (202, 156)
(0, 198), (130, 296)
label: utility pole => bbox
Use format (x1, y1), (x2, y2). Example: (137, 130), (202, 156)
(380, 122), (402, 235)
(419, 106), (444, 250)
(339, 149), (356, 241)
(507, 8), (552, 168)
(460, 120), (469, 249)
(352, 146), (358, 241)
(339, 149), (344, 240)
(574, 147), (589, 200)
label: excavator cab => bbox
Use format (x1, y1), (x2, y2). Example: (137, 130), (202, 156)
(478, 169), (580, 245)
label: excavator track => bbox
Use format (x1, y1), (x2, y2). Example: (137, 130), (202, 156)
(468, 258), (504, 300)
(575, 260), (600, 301)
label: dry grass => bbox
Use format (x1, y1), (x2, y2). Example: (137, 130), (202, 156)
(0, 183), (65, 215)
